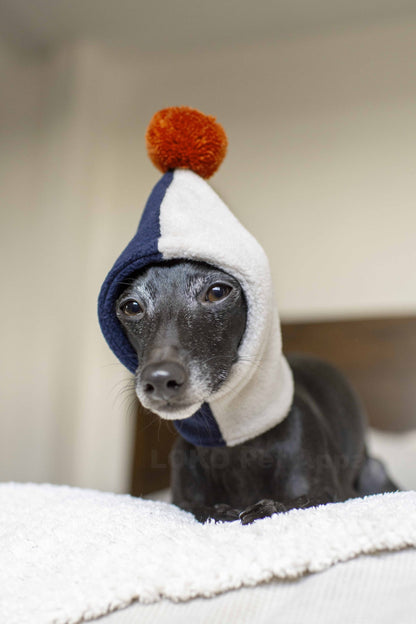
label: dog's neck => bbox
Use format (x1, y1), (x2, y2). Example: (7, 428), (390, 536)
(173, 311), (294, 448)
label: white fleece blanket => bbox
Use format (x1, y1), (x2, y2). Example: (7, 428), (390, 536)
(1, 483), (415, 624)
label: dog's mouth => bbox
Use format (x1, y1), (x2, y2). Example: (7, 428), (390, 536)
(135, 380), (203, 420)
(137, 392), (203, 420)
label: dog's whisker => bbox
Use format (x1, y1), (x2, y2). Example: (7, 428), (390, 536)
(136, 411), (163, 435)
(165, 420), (176, 435)
(115, 389), (137, 408)
(100, 361), (131, 370)
(112, 375), (136, 389)
(155, 416), (163, 443)
(112, 379), (136, 397)
(198, 411), (212, 446)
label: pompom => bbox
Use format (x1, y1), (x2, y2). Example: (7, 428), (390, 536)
(146, 106), (227, 179)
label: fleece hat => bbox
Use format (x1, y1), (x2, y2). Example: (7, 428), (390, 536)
(98, 107), (293, 447)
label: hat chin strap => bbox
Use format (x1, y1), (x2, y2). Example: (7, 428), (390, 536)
(211, 354), (294, 447)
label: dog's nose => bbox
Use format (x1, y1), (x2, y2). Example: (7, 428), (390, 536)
(141, 361), (187, 401)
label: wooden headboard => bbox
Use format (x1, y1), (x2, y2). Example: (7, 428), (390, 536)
(130, 315), (416, 496)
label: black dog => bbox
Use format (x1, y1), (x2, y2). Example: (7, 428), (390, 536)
(116, 260), (397, 524)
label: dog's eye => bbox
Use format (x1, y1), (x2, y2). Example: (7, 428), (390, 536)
(205, 283), (232, 303)
(120, 299), (143, 317)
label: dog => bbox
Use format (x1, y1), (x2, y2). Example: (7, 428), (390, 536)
(116, 259), (398, 524)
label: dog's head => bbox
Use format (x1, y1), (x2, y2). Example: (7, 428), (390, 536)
(116, 260), (247, 419)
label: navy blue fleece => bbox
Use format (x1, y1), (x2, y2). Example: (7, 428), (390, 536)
(173, 403), (225, 447)
(97, 169), (225, 447)
(98, 171), (173, 372)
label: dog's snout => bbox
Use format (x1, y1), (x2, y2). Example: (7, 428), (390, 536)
(141, 361), (187, 401)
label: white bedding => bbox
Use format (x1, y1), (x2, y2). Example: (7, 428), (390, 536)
(102, 549), (416, 624)
(1, 482), (415, 624)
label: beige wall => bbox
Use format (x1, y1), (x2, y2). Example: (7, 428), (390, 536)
(0, 17), (415, 491)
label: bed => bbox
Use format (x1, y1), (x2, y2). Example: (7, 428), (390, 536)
(1, 315), (415, 624)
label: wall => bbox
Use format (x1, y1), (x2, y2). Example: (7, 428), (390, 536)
(0, 43), (134, 491)
(0, 16), (415, 491)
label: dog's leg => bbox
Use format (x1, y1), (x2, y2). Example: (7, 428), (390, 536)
(355, 455), (399, 496)
(239, 457), (348, 525)
(239, 494), (337, 525)
(170, 438), (242, 523)
(178, 501), (241, 523)
(239, 456), (400, 524)
(239, 499), (289, 524)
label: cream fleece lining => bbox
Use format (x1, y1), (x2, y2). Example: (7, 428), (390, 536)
(158, 169), (294, 445)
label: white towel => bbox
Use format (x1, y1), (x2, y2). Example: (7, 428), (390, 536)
(1, 483), (415, 624)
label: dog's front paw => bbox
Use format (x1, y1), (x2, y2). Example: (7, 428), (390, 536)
(178, 501), (241, 523)
(239, 499), (287, 525)
(212, 503), (241, 522)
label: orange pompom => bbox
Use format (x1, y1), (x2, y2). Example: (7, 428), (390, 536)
(146, 106), (227, 179)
